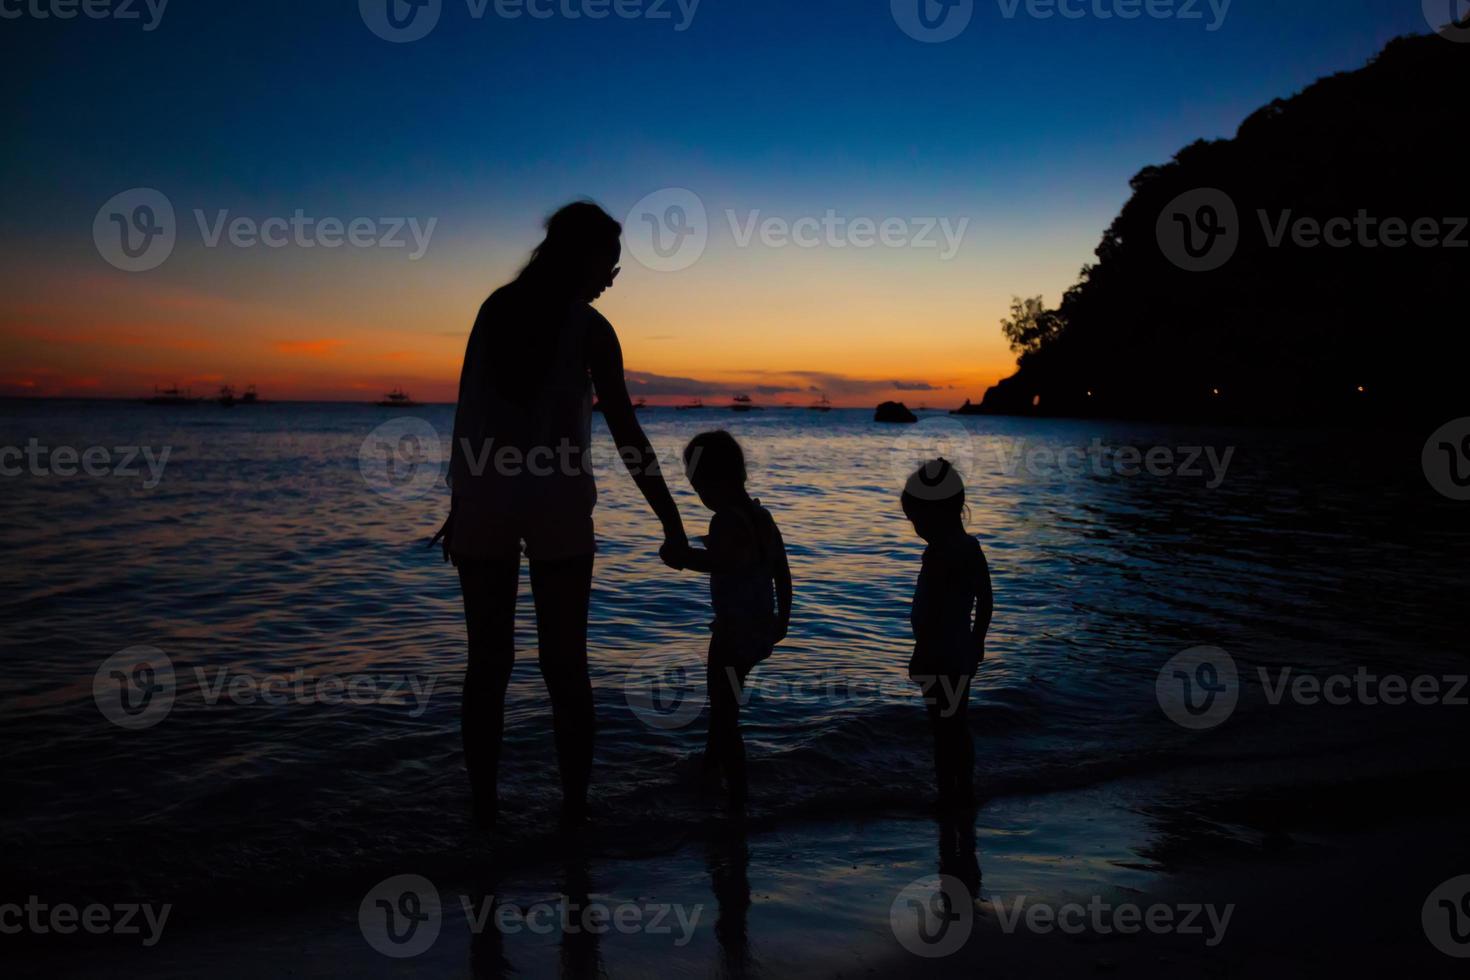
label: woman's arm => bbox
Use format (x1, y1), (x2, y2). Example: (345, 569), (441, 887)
(587, 314), (687, 549)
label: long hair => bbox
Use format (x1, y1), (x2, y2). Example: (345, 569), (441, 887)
(518, 200), (621, 288)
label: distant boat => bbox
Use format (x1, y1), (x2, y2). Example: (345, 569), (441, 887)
(730, 394), (760, 412)
(375, 388), (422, 408)
(143, 385), (202, 406)
(809, 394), (832, 412)
(675, 398), (704, 411)
(240, 385), (260, 405)
(217, 385), (236, 407)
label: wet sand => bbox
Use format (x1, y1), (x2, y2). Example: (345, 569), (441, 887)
(14, 769), (1466, 978)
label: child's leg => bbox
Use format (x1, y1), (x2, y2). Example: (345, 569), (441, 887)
(945, 674), (975, 804)
(923, 673), (974, 803)
(703, 639), (728, 772)
(705, 638), (752, 801)
(924, 696), (953, 798)
(723, 660), (753, 804)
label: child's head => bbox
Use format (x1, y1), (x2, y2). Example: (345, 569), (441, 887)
(683, 430), (747, 509)
(901, 458), (967, 541)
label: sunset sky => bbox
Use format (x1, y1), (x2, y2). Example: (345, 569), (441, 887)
(1, 1), (1431, 404)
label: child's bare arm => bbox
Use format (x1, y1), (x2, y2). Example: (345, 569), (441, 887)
(773, 521), (792, 641)
(676, 513), (751, 575)
(972, 551), (994, 660)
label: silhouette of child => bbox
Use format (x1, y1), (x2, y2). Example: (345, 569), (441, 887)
(902, 458), (993, 809)
(662, 430), (792, 809)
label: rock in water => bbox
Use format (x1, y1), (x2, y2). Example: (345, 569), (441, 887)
(874, 401), (918, 424)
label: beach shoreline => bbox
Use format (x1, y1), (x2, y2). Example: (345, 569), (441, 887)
(11, 765), (1465, 978)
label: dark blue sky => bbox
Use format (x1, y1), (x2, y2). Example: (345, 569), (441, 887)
(4, 1), (1434, 226)
(0, 0), (1446, 400)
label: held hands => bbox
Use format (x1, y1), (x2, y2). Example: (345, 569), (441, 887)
(659, 536), (689, 570)
(659, 525), (689, 569)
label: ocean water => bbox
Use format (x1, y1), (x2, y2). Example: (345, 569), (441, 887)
(2, 400), (1465, 911)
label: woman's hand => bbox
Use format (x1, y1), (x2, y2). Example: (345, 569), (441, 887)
(429, 508), (454, 564)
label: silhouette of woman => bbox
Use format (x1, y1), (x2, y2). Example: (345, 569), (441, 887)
(436, 201), (688, 828)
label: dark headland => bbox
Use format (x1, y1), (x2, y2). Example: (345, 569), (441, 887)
(969, 33), (1466, 427)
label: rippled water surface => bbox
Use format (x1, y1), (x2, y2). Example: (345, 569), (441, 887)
(2, 400), (1464, 904)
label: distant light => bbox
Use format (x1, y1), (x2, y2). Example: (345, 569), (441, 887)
(1086, 390), (1094, 397)
(1211, 387), (1220, 396)
(1356, 385), (1365, 393)
(1031, 395), (1041, 407)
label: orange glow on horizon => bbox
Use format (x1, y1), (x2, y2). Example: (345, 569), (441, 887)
(1, 239), (1031, 407)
